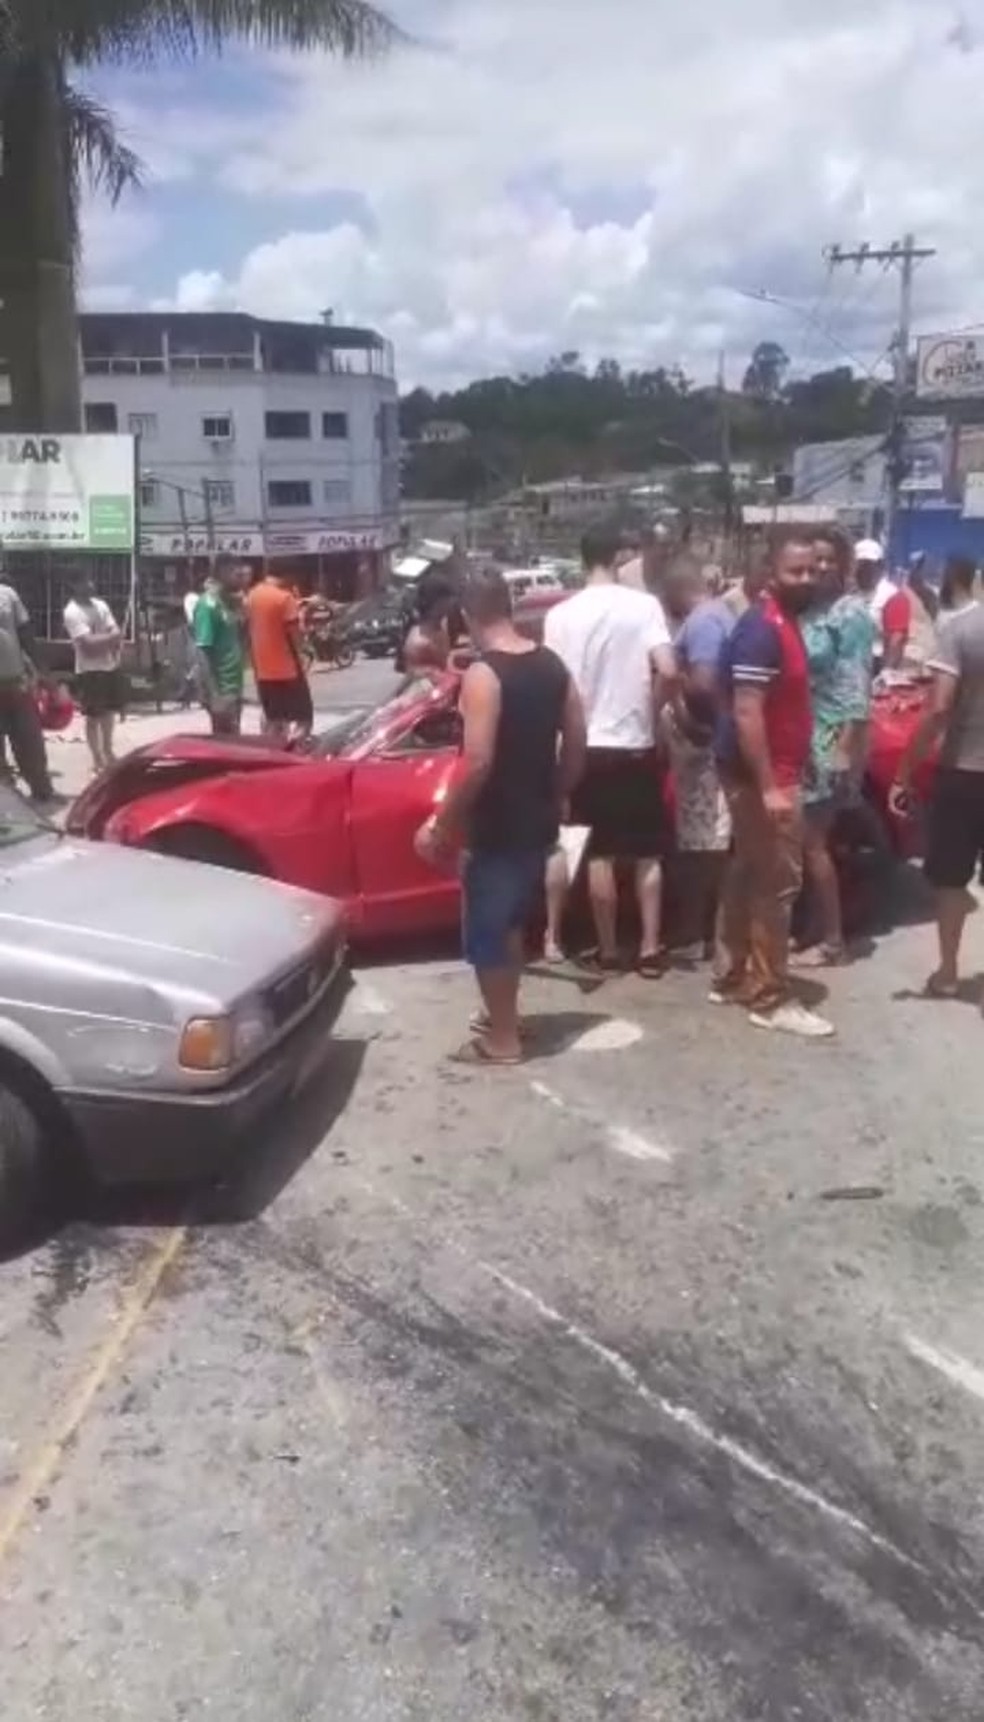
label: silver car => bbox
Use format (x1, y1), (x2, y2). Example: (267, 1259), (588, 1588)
(0, 787), (347, 1246)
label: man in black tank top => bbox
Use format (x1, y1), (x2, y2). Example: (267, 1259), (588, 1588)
(416, 567), (586, 1064)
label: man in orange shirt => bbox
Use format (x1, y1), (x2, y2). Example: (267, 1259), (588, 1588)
(245, 570), (313, 742)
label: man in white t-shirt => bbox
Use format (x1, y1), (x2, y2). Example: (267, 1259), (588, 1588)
(543, 525), (676, 973)
(855, 538), (912, 671)
(63, 573), (122, 775)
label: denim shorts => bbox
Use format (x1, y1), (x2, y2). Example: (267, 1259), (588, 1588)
(461, 849), (546, 970)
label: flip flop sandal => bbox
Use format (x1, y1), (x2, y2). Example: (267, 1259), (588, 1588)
(637, 951), (666, 979)
(924, 973), (959, 1000)
(448, 1038), (523, 1068)
(792, 943), (847, 969)
(576, 948), (622, 976)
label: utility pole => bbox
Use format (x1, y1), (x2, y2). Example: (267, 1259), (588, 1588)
(825, 234), (936, 558)
(716, 348), (735, 548)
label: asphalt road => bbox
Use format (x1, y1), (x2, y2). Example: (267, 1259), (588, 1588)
(308, 653), (403, 717)
(4, 671), (984, 1718)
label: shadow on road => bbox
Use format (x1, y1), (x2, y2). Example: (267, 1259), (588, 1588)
(892, 973), (984, 1009)
(5, 1038), (368, 1263)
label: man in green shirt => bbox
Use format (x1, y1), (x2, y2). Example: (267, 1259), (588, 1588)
(193, 562), (247, 735)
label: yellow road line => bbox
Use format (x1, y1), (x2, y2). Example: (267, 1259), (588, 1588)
(0, 1225), (187, 1569)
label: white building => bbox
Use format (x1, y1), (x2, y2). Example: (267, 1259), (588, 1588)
(792, 435), (886, 517)
(80, 311), (400, 599)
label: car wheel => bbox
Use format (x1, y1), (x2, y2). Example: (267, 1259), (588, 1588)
(0, 1083), (51, 1255)
(149, 826), (263, 875)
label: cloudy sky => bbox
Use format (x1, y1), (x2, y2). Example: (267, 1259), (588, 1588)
(83, 0), (984, 391)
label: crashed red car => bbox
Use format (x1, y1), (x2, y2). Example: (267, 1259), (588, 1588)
(66, 670), (936, 944)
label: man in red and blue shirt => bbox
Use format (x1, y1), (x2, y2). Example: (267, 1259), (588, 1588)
(714, 535), (834, 1039)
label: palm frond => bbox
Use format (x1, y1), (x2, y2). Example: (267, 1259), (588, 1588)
(63, 83), (143, 203)
(61, 80), (143, 266)
(53, 0), (402, 68)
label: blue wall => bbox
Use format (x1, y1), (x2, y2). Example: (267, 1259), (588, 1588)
(890, 504), (984, 570)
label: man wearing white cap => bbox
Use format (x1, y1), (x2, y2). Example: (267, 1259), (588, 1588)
(855, 538), (911, 671)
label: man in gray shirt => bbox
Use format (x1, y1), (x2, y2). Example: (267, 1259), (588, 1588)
(892, 555), (984, 996)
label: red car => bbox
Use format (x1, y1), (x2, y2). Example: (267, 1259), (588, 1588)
(65, 672), (936, 945)
(66, 675), (468, 943)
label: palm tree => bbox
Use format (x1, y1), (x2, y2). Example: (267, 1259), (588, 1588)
(0, 2), (398, 431)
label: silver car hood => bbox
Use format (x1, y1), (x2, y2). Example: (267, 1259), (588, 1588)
(0, 835), (341, 1005)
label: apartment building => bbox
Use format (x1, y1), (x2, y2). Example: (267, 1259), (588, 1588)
(81, 310), (401, 599)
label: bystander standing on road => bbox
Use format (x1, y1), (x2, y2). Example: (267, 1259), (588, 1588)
(193, 562), (246, 737)
(245, 568), (314, 744)
(891, 555), (984, 999)
(403, 571), (470, 675)
(723, 559), (767, 621)
(794, 530), (876, 966)
(63, 573), (123, 777)
(714, 533), (834, 1039)
(0, 572), (58, 806)
(544, 525), (676, 975)
(415, 567), (585, 1065)
(661, 560), (734, 961)
(856, 539), (911, 672)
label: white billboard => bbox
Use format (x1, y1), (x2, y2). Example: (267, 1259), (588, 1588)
(898, 415), (950, 494)
(0, 434), (135, 552)
(916, 333), (984, 400)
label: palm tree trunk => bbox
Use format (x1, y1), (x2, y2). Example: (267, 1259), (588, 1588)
(0, 52), (81, 431)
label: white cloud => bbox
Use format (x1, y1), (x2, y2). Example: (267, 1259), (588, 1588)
(82, 0), (984, 387)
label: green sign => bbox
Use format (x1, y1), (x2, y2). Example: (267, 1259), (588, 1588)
(88, 495), (133, 550)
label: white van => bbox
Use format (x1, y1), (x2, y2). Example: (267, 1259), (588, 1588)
(503, 566), (566, 601)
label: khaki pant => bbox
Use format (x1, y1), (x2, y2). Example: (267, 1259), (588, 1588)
(717, 782), (804, 1012)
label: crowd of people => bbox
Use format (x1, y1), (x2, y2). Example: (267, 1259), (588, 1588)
(184, 562), (316, 745)
(415, 527), (984, 1063)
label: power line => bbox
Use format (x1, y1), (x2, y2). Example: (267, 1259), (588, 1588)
(732, 286), (891, 381)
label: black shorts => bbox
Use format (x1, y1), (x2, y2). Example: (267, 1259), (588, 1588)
(257, 676), (313, 727)
(570, 747), (671, 860)
(76, 669), (122, 718)
(924, 768), (984, 889)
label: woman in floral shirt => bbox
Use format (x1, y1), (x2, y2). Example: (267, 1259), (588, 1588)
(795, 529), (876, 964)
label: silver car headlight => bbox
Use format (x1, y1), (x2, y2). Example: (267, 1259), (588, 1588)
(67, 1021), (171, 1081)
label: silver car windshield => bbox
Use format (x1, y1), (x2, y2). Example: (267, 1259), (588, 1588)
(0, 786), (52, 850)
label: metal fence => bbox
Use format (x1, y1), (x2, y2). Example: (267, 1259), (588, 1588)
(3, 552), (136, 645)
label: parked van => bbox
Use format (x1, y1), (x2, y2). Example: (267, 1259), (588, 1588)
(502, 566), (566, 601)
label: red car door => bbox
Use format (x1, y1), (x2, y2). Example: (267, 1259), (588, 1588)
(349, 710), (463, 940)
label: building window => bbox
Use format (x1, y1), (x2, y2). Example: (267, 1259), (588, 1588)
(323, 478), (351, 506)
(203, 479), (236, 511)
(202, 413), (233, 442)
(265, 410), (311, 440)
(322, 411), (349, 440)
(84, 402), (118, 433)
(128, 412), (159, 441)
(139, 479), (158, 510)
(267, 480), (312, 509)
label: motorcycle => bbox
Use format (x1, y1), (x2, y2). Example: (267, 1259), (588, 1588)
(301, 606), (355, 671)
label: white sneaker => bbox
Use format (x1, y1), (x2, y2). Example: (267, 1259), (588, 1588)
(749, 1001), (835, 1039)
